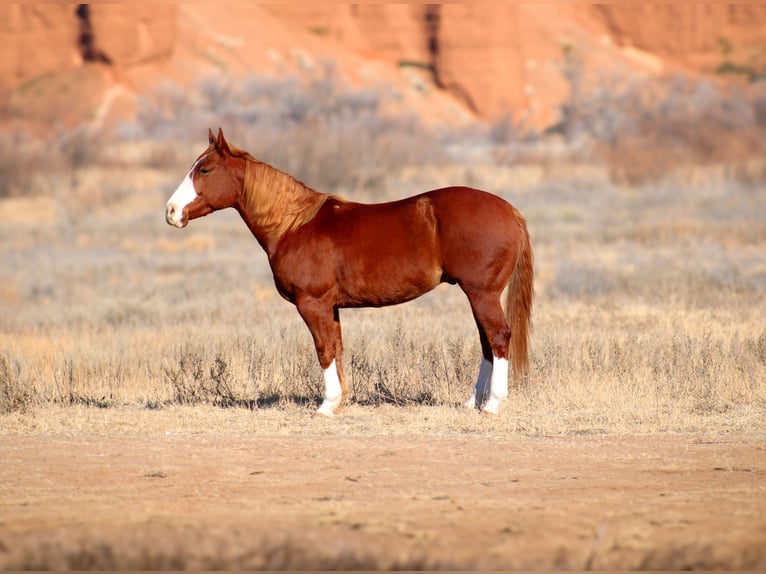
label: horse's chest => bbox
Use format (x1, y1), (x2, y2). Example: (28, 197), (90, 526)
(268, 244), (337, 301)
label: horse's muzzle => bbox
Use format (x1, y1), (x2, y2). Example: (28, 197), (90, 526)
(165, 203), (187, 228)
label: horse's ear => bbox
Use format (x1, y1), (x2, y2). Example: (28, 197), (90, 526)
(208, 128), (215, 145)
(216, 127), (232, 156)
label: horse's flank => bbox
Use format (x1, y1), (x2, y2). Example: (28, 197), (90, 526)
(241, 159), (330, 250)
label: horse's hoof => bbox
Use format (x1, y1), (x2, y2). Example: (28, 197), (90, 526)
(316, 397), (344, 417)
(481, 397), (501, 415)
(316, 405), (336, 417)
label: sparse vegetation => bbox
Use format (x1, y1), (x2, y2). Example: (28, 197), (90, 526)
(555, 45), (766, 185)
(0, 353), (33, 414)
(0, 65), (765, 435)
(1, 60), (765, 574)
(125, 65), (444, 197)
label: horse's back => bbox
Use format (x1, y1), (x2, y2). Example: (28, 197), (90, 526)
(426, 185), (517, 221)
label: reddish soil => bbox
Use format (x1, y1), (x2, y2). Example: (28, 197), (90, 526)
(1, 434), (764, 570)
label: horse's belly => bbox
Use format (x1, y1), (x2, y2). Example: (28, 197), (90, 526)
(337, 250), (442, 308)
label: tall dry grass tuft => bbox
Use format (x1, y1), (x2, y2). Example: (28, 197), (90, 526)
(0, 353), (33, 414)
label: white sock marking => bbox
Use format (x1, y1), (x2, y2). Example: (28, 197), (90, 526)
(317, 359), (342, 416)
(482, 356), (509, 415)
(464, 357), (492, 409)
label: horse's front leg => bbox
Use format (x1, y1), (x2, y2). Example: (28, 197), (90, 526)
(295, 295), (348, 416)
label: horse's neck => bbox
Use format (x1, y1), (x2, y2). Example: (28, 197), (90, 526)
(239, 160), (327, 252)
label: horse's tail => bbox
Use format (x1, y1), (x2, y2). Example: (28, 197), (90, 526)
(505, 209), (534, 380)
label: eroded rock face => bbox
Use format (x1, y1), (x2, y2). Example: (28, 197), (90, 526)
(0, 5), (79, 88)
(0, 4), (176, 89)
(1, 4), (764, 127)
(87, 5), (176, 67)
(587, 4), (766, 61)
(262, 5), (529, 119)
(261, 4), (766, 121)
(428, 5), (528, 118)
(278, 5), (581, 122)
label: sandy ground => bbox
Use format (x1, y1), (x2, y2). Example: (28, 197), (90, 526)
(1, 421), (764, 570)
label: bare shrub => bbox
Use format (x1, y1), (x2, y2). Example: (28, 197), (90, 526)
(0, 354), (34, 414)
(599, 78), (765, 185)
(0, 123), (118, 198)
(133, 82), (199, 140)
(51, 357), (113, 408)
(347, 321), (475, 407)
(0, 131), (46, 198)
(57, 126), (102, 173)
(554, 45), (766, 184)
(164, 349), (256, 409)
(164, 350), (207, 406)
(129, 67), (443, 198)
(0, 135), (20, 198)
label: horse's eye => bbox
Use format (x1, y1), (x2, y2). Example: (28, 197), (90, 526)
(199, 167), (210, 175)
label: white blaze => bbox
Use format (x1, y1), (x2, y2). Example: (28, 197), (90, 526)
(316, 359), (342, 416)
(167, 151), (212, 228)
(165, 171), (198, 228)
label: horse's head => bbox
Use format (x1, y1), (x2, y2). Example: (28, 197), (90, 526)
(165, 128), (244, 228)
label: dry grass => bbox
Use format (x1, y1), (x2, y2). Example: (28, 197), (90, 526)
(1, 135), (764, 435)
(2, 64), (765, 574)
(2, 71), (765, 434)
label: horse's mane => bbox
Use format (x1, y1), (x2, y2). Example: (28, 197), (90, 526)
(241, 155), (329, 239)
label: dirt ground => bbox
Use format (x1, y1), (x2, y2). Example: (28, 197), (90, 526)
(1, 431), (765, 570)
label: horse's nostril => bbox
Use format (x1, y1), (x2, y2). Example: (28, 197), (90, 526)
(166, 204), (176, 223)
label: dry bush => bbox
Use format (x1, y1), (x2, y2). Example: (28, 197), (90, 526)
(164, 350), (258, 409)
(554, 46), (766, 185)
(0, 131), (47, 198)
(598, 79), (766, 185)
(344, 319), (475, 407)
(0, 354), (33, 414)
(0, 123), (124, 200)
(129, 67), (444, 198)
(0, 134), (23, 198)
(599, 78), (766, 184)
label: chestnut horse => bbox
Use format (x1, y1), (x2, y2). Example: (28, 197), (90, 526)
(166, 129), (533, 416)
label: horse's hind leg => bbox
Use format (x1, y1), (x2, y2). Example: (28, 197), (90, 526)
(463, 288), (511, 414)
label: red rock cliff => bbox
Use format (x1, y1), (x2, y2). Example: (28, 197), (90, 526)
(2, 4), (765, 128)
